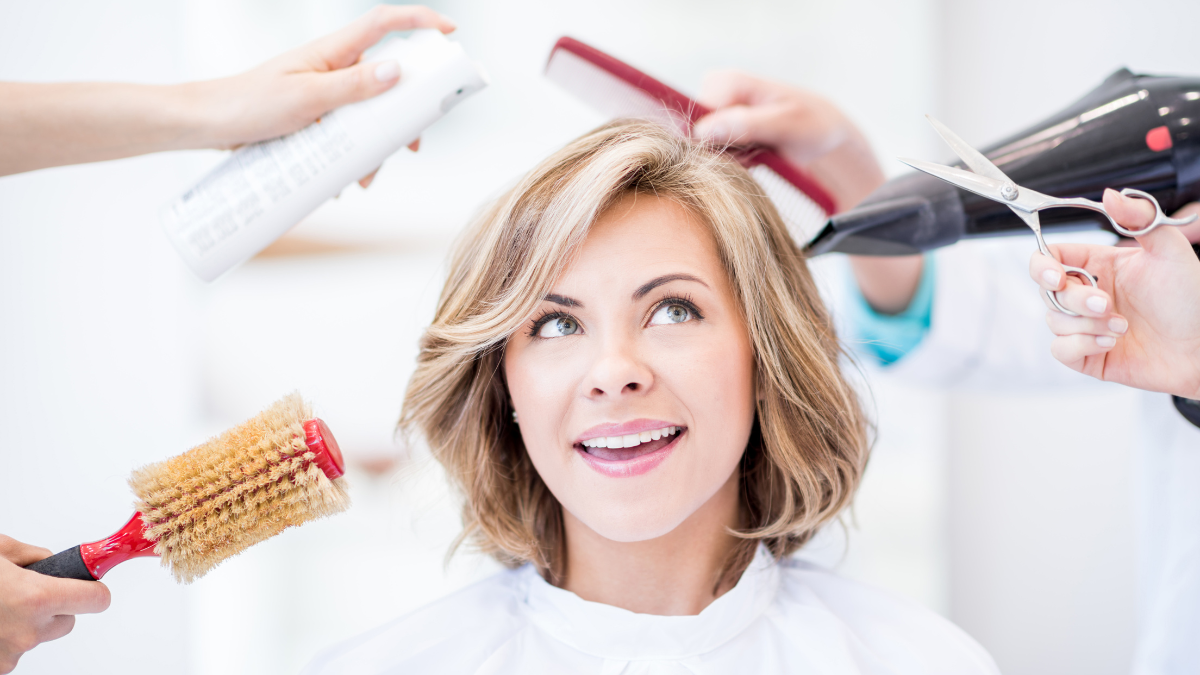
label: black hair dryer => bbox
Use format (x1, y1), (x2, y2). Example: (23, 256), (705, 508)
(806, 68), (1200, 256)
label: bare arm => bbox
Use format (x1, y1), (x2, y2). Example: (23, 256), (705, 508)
(0, 5), (455, 177)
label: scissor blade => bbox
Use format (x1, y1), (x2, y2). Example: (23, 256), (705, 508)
(925, 115), (1012, 183)
(897, 156), (1011, 202)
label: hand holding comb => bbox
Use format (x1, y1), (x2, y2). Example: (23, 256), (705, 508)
(544, 37), (836, 244)
(25, 393), (349, 584)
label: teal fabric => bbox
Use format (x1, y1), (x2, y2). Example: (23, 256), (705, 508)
(846, 255), (935, 366)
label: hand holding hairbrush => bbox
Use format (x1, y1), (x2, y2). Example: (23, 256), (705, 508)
(25, 393), (349, 584)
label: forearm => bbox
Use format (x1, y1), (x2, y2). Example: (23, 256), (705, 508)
(848, 254), (924, 315)
(0, 82), (210, 176)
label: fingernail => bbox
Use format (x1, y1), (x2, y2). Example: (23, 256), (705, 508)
(1041, 269), (1061, 287)
(374, 60), (400, 82)
(1096, 335), (1117, 347)
(1108, 317), (1128, 334)
(1086, 296), (1108, 314)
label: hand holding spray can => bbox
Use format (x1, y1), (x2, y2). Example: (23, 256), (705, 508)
(161, 30), (488, 282)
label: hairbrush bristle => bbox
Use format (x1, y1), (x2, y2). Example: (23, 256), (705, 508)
(128, 393), (350, 583)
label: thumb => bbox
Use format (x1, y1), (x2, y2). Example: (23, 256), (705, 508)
(0, 534), (53, 567)
(311, 58), (401, 112)
(1104, 188), (1195, 257)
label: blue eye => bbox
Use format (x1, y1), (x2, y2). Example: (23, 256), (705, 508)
(649, 303), (692, 325)
(537, 316), (580, 338)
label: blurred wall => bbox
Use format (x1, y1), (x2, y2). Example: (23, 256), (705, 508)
(1, 1), (1197, 674)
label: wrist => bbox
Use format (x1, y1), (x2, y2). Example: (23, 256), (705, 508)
(168, 80), (234, 150)
(805, 128), (885, 213)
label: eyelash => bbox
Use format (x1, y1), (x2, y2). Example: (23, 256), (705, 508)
(649, 294), (704, 323)
(528, 309), (574, 338)
(525, 295), (705, 338)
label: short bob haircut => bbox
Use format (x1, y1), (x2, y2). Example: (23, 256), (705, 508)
(402, 120), (868, 583)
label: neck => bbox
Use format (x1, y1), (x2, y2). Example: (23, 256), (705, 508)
(559, 472), (742, 616)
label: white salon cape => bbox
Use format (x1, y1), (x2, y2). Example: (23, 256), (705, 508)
(841, 235), (1200, 675)
(303, 545), (998, 675)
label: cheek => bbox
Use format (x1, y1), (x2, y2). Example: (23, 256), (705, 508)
(659, 326), (756, 443)
(504, 343), (585, 470)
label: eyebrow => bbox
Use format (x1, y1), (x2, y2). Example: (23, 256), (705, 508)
(544, 293), (582, 308)
(632, 274), (709, 300)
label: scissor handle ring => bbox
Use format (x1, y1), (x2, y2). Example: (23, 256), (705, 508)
(1108, 189), (1198, 237)
(1044, 261), (1098, 316)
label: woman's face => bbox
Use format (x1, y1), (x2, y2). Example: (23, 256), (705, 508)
(504, 194), (757, 542)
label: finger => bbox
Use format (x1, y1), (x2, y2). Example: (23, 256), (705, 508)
(0, 535), (53, 567)
(694, 102), (843, 159)
(1129, 200), (1200, 258)
(1048, 278), (1112, 318)
(358, 167), (380, 189)
(1173, 202), (1200, 244)
(34, 576), (111, 616)
(36, 615), (75, 644)
(1029, 250), (1067, 292)
(306, 57), (401, 113)
(1050, 333), (1116, 366)
(311, 5), (457, 68)
(696, 69), (774, 109)
(1102, 187), (1155, 232)
(1045, 310), (1128, 338)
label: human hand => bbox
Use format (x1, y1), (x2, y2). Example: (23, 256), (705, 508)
(693, 70), (886, 213)
(190, 5), (455, 187)
(1030, 189), (1200, 398)
(0, 535), (110, 673)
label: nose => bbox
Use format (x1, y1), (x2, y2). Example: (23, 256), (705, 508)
(583, 333), (653, 399)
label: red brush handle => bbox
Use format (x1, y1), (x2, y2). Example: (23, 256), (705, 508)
(79, 513), (157, 579)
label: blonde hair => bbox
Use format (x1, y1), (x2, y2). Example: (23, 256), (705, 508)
(401, 120), (868, 583)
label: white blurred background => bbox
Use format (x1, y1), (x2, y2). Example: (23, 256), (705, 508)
(1, 0), (1197, 673)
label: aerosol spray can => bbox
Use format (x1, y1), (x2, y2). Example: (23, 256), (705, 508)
(162, 30), (488, 281)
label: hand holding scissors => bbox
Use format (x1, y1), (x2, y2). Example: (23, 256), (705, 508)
(899, 115), (1197, 316)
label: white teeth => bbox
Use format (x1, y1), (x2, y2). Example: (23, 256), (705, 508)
(581, 426), (682, 451)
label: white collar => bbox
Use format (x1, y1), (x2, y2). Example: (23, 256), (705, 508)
(517, 544), (781, 661)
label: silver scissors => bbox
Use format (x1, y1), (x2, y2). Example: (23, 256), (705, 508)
(900, 115), (1198, 316)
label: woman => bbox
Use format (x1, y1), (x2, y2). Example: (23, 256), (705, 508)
(304, 120), (998, 674)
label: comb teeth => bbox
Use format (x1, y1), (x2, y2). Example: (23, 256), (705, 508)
(546, 47), (692, 136)
(748, 165), (828, 244)
(128, 393), (350, 583)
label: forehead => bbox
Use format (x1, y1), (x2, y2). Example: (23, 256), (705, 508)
(561, 193), (723, 285)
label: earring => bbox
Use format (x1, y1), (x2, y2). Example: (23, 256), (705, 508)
(511, 410), (519, 424)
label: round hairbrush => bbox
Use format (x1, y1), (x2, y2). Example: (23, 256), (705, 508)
(24, 393), (349, 583)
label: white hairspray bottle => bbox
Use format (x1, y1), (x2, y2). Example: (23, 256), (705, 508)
(161, 30), (488, 282)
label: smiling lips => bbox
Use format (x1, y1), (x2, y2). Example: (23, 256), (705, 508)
(575, 421), (685, 478)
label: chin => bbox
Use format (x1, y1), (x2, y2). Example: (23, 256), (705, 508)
(568, 490), (701, 543)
